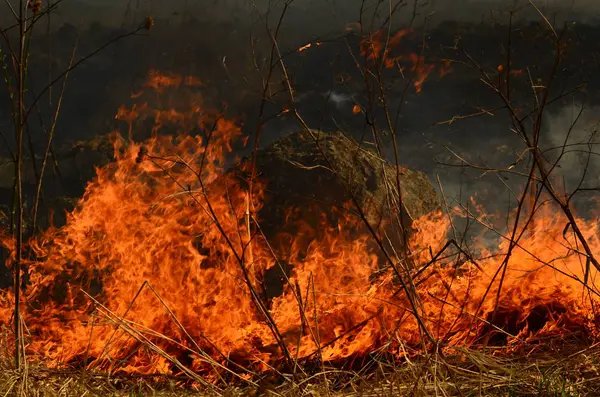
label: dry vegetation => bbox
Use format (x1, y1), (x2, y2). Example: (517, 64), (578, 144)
(2, 344), (600, 396)
(2, 1), (600, 396)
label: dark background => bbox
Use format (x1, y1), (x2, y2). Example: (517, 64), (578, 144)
(1, 0), (600, 218)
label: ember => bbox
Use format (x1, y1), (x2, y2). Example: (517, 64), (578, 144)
(360, 28), (452, 93)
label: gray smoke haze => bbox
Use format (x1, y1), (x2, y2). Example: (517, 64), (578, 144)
(1, 0), (600, 222)
(544, 105), (600, 194)
(6, 0), (600, 32)
(74, 0), (600, 23)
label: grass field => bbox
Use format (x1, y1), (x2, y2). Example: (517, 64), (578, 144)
(1, 338), (599, 396)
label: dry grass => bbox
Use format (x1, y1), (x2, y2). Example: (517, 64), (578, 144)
(1, 340), (600, 396)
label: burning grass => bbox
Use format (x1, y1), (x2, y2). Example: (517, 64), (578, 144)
(1, 70), (600, 395)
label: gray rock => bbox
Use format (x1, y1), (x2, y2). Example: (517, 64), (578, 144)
(228, 129), (440, 301)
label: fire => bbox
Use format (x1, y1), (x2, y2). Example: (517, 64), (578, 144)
(360, 28), (452, 93)
(298, 42), (322, 52)
(497, 64), (525, 75)
(145, 69), (202, 92)
(0, 70), (599, 381)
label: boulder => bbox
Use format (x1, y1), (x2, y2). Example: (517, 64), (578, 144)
(228, 129), (440, 300)
(249, 129), (437, 226)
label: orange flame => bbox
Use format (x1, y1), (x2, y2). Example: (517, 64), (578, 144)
(1, 70), (599, 381)
(497, 64), (525, 76)
(298, 42), (322, 52)
(360, 28), (452, 93)
(145, 69), (202, 92)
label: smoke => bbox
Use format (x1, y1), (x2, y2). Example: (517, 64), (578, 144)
(543, 104), (600, 195)
(55, 0), (600, 28)
(1, 0), (599, 211)
(6, 0), (597, 34)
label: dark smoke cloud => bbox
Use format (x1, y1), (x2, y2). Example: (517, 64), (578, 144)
(1, 0), (599, 218)
(50, 0), (600, 28)
(7, 0), (597, 34)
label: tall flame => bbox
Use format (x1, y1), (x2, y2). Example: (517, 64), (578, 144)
(0, 70), (598, 381)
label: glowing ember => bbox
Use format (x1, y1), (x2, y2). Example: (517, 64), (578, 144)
(145, 69), (203, 92)
(298, 42), (322, 52)
(0, 70), (598, 381)
(497, 64), (525, 75)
